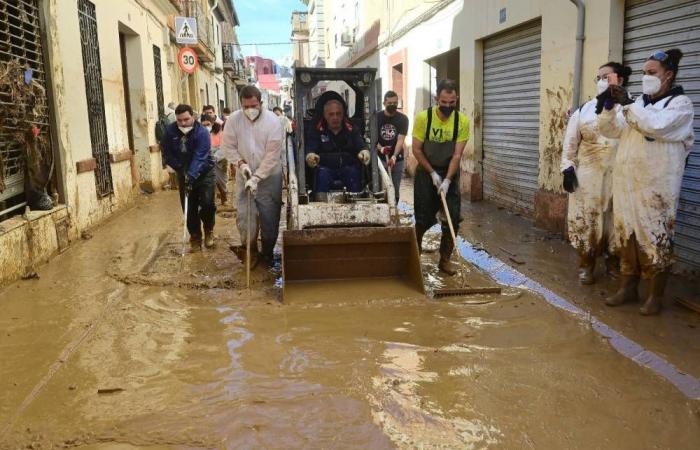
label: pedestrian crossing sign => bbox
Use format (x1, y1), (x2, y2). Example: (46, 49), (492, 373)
(175, 17), (197, 45)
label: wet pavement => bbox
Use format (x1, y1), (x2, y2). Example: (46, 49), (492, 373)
(1, 188), (699, 449)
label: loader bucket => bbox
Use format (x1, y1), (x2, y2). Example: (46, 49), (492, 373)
(282, 226), (425, 302)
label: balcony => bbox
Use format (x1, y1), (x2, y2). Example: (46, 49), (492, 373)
(223, 43), (246, 84)
(168, 0), (216, 63)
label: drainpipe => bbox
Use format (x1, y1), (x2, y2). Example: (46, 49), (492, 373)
(570, 0), (585, 109)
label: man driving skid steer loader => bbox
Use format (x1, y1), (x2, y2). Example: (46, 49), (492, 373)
(281, 68), (425, 302)
(304, 91), (371, 193)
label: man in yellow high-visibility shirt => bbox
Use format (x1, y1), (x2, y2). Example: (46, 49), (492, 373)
(412, 79), (470, 275)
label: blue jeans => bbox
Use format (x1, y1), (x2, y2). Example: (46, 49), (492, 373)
(315, 165), (363, 192)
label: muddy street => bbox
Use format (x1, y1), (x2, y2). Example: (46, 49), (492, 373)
(0, 190), (699, 449)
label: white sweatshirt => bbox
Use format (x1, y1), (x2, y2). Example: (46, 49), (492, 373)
(220, 109), (283, 180)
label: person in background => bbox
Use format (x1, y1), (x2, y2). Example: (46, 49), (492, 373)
(220, 86), (284, 267)
(560, 62), (630, 285)
(412, 79), (470, 276)
(273, 106), (292, 177)
(222, 107), (232, 124)
(597, 49), (694, 315)
(202, 104), (223, 125)
(203, 114), (228, 206)
(376, 90), (409, 203)
(161, 104), (216, 251)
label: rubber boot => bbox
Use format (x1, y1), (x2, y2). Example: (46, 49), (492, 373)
(438, 232), (458, 276)
(578, 252), (596, 285)
(640, 273), (667, 316)
(605, 275), (639, 306)
(415, 224), (428, 254)
(190, 235), (202, 253)
(204, 229), (215, 248)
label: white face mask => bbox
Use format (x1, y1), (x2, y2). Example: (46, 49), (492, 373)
(205, 125), (212, 132)
(596, 78), (609, 95)
(642, 75), (662, 96)
(178, 126), (193, 134)
(244, 107), (260, 121)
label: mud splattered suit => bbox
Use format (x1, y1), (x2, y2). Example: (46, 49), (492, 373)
(597, 87), (694, 276)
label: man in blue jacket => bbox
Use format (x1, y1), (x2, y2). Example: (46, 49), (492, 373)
(162, 104), (216, 251)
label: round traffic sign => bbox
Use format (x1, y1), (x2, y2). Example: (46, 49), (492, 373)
(178, 47), (198, 74)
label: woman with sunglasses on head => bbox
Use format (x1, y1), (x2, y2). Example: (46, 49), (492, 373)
(561, 62), (631, 285)
(597, 49), (695, 315)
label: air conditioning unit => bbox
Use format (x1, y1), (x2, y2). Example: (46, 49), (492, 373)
(340, 30), (354, 47)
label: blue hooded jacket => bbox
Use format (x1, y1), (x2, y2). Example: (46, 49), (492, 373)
(161, 121), (214, 180)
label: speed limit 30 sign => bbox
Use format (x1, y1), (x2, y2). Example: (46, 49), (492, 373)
(178, 47), (198, 74)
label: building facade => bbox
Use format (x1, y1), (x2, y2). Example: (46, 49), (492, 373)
(322, 0), (700, 275)
(0, 0), (242, 286)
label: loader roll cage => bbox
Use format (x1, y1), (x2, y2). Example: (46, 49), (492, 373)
(291, 68), (381, 201)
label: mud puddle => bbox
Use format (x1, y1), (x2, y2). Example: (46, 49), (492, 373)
(1, 191), (699, 449)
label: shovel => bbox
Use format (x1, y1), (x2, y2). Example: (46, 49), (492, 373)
(180, 193), (188, 271)
(434, 191), (501, 298)
(246, 189), (251, 290)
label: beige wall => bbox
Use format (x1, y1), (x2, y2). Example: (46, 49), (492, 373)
(44, 0), (180, 231)
(366, 0), (623, 199)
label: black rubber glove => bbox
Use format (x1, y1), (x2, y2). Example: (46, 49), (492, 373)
(184, 175), (193, 194)
(595, 89), (610, 114)
(562, 167), (578, 194)
(609, 85), (634, 107)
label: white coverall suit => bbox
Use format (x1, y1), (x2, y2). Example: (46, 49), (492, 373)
(561, 99), (618, 262)
(597, 91), (694, 277)
(221, 109), (284, 260)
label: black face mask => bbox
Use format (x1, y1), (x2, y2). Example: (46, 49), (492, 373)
(439, 105), (455, 117)
(386, 105), (398, 114)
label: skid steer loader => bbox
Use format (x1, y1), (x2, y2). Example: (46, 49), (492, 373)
(282, 68), (425, 302)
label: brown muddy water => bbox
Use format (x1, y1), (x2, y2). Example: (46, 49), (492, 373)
(1, 191), (699, 449)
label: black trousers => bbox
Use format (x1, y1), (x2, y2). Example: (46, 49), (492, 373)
(177, 169), (216, 238)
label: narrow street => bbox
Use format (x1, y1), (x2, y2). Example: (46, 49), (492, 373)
(1, 186), (698, 449)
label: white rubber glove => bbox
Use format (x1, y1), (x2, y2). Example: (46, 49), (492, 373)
(245, 176), (259, 195)
(306, 152), (320, 168)
(438, 178), (451, 196)
(430, 171), (443, 189)
(358, 149), (371, 165)
(165, 165), (176, 174)
(240, 163), (253, 180)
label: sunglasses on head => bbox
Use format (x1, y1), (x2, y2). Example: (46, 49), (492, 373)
(649, 51), (668, 62)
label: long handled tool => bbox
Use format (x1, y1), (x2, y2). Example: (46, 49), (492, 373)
(246, 190), (252, 290)
(180, 194), (189, 271)
(433, 191), (501, 297)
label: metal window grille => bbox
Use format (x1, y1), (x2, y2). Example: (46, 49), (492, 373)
(153, 45), (164, 118)
(78, 0), (113, 197)
(0, 0), (53, 215)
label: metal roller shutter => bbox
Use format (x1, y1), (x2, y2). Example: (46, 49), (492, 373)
(0, 0), (52, 216)
(624, 0), (700, 273)
(482, 21), (542, 215)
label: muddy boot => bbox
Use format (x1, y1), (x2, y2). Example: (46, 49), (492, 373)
(605, 275), (639, 306)
(605, 254), (620, 279)
(204, 229), (215, 248)
(640, 273), (666, 316)
(190, 235), (202, 253)
(415, 224), (428, 254)
(578, 252), (596, 285)
(438, 233), (458, 276)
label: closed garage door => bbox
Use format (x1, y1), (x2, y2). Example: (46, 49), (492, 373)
(624, 0), (700, 273)
(482, 21), (542, 215)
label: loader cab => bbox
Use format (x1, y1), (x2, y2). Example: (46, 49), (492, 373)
(290, 68), (381, 204)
